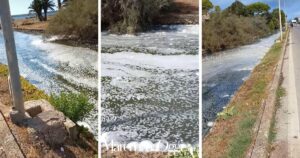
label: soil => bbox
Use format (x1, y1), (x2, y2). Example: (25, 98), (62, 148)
(155, 0), (199, 25)
(0, 74), (97, 158)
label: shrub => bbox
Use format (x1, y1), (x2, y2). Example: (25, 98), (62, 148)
(46, 0), (98, 42)
(102, 0), (172, 34)
(203, 13), (270, 53)
(50, 92), (93, 122)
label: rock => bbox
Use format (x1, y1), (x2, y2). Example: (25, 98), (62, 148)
(28, 110), (67, 147)
(64, 118), (78, 140)
(25, 100), (54, 113)
(24, 102), (42, 117)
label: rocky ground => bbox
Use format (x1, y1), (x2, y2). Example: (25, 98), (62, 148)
(0, 72), (97, 157)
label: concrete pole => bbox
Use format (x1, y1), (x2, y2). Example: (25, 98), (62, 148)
(279, 0), (283, 41)
(0, 0), (25, 117)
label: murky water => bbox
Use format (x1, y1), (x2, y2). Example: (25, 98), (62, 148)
(202, 33), (280, 136)
(101, 25), (199, 149)
(0, 31), (98, 137)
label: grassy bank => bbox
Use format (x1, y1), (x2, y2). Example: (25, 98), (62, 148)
(203, 32), (288, 158)
(0, 64), (48, 102)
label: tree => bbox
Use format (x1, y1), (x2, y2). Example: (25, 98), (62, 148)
(226, 1), (248, 16)
(57, 0), (62, 9)
(42, 0), (56, 21)
(247, 2), (270, 16)
(29, 0), (44, 21)
(203, 0), (213, 14)
(215, 5), (221, 13)
(267, 8), (286, 30)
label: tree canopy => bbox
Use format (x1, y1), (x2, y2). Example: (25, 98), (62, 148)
(203, 0), (213, 14)
(247, 2), (270, 16)
(226, 1), (248, 16)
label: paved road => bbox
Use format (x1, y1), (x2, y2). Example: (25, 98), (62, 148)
(288, 26), (300, 157)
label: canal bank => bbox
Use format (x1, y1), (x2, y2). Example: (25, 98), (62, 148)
(203, 33), (280, 136)
(0, 31), (98, 137)
(0, 63), (97, 157)
(203, 31), (289, 158)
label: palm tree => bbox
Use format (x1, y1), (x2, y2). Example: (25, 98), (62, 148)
(42, 0), (55, 21)
(29, 0), (43, 21)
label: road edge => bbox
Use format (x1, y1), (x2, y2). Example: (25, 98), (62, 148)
(247, 30), (290, 158)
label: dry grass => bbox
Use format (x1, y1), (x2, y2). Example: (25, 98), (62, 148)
(203, 33), (287, 158)
(13, 17), (51, 32)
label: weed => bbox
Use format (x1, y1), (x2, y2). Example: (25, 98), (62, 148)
(50, 92), (93, 122)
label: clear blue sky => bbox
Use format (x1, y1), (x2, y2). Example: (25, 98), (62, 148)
(9, 0), (58, 15)
(211, 0), (300, 20)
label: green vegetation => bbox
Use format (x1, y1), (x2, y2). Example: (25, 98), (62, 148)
(202, 0), (213, 14)
(203, 0), (286, 54)
(246, 2), (270, 16)
(268, 74), (286, 145)
(228, 116), (256, 158)
(0, 64), (48, 101)
(29, 0), (55, 21)
(203, 31), (288, 157)
(170, 148), (199, 158)
(50, 92), (93, 122)
(46, 0), (98, 43)
(102, 0), (172, 34)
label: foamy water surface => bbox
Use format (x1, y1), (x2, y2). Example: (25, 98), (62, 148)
(0, 31), (98, 137)
(101, 25), (199, 150)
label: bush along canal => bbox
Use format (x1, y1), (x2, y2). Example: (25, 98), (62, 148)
(0, 31), (98, 137)
(101, 25), (199, 151)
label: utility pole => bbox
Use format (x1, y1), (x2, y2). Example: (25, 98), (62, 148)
(283, 0), (287, 31)
(279, 0), (283, 41)
(0, 0), (25, 120)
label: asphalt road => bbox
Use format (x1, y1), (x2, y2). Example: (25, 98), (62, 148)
(291, 26), (300, 129)
(288, 25), (300, 157)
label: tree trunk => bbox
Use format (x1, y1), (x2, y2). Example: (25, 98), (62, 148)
(58, 0), (62, 9)
(37, 12), (43, 21)
(43, 8), (47, 21)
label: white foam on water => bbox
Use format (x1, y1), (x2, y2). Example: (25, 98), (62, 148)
(31, 37), (98, 70)
(37, 62), (97, 89)
(203, 33), (280, 81)
(102, 52), (198, 77)
(207, 122), (214, 127)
